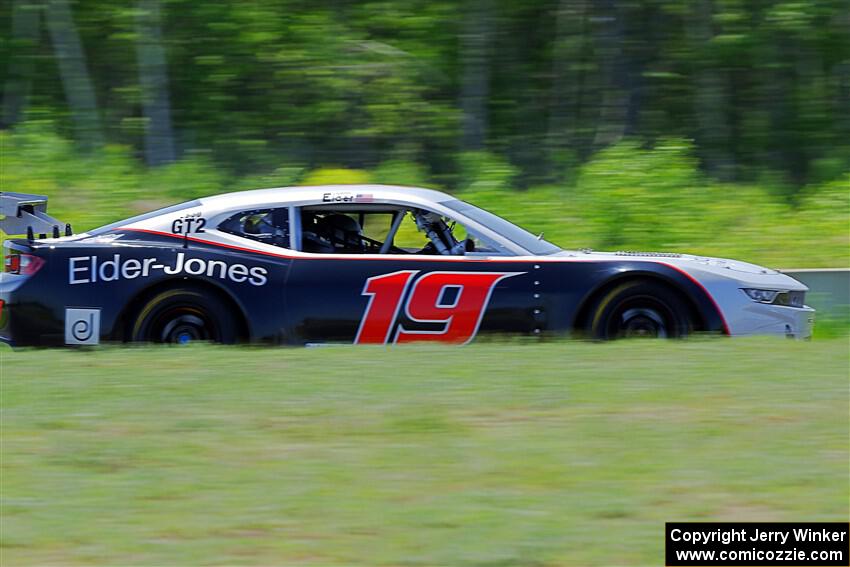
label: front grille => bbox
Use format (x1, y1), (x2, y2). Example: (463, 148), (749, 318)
(774, 290), (806, 308)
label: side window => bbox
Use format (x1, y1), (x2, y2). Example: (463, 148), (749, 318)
(393, 212), (431, 251)
(359, 212), (393, 244)
(402, 209), (505, 255)
(301, 209), (391, 254)
(386, 210), (502, 255)
(448, 222), (502, 254)
(294, 206), (508, 256)
(219, 208), (290, 248)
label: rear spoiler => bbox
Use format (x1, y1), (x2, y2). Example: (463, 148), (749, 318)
(0, 192), (72, 239)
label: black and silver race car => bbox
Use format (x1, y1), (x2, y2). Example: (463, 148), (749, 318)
(0, 186), (813, 346)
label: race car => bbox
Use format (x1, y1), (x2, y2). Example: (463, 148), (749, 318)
(0, 185), (813, 346)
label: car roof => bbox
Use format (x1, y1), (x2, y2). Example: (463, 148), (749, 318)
(199, 184), (454, 211)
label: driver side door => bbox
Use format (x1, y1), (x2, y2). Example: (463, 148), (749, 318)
(283, 204), (540, 344)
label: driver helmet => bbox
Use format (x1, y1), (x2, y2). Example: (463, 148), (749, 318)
(244, 212), (274, 236)
(324, 214), (363, 249)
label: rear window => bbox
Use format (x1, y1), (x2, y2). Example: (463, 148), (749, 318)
(219, 208), (291, 248)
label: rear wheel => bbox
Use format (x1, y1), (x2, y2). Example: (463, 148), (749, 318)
(586, 280), (692, 339)
(131, 288), (237, 344)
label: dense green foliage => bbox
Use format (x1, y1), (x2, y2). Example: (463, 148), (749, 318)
(1, 1), (847, 266)
(3, 339), (848, 565)
(1, 0), (849, 187)
(3, 127), (847, 267)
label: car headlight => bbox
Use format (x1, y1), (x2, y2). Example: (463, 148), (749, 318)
(742, 288), (805, 307)
(743, 288), (780, 303)
(774, 290), (806, 308)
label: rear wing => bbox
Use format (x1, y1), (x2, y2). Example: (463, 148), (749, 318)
(0, 192), (72, 238)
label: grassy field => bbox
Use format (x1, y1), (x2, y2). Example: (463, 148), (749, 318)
(2, 339), (848, 566)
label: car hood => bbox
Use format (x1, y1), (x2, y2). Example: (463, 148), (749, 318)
(554, 250), (808, 291)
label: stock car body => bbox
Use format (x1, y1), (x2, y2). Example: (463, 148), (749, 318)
(0, 185), (813, 346)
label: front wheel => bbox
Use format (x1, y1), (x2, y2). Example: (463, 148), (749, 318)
(586, 280), (692, 339)
(130, 287), (237, 344)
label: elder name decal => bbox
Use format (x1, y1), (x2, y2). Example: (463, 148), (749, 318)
(68, 253), (268, 286)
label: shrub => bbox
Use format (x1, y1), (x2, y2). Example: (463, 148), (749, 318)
(2, 128), (846, 268)
(371, 159), (432, 188)
(299, 168), (372, 186)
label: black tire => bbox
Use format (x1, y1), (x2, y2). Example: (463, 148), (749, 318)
(130, 287), (238, 344)
(586, 280), (692, 339)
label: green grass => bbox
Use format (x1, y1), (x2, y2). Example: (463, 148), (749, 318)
(2, 339), (848, 566)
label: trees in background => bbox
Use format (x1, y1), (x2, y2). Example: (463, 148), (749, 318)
(135, 0), (176, 166)
(0, 0), (847, 188)
(459, 0), (494, 152)
(44, 0), (103, 151)
(2, 0), (40, 129)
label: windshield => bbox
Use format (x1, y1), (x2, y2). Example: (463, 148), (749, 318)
(441, 199), (561, 255)
(87, 200), (202, 236)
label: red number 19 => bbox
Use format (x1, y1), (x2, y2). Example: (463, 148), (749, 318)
(355, 270), (523, 345)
